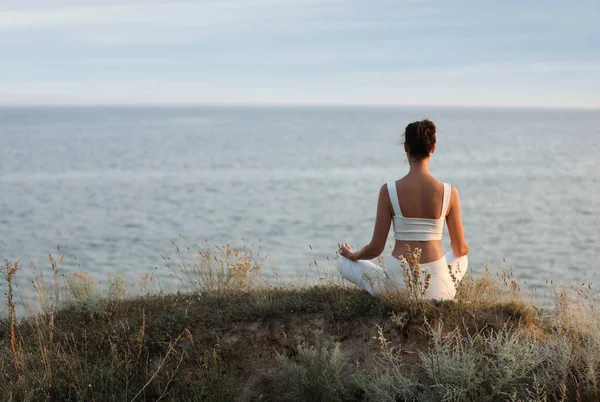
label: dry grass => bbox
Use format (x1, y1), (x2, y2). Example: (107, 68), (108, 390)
(398, 246), (431, 314)
(163, 237), (266, 294)
(1, 243), (600, 401)
(2, 260), (22, 398)
(368, 245), (434, 317)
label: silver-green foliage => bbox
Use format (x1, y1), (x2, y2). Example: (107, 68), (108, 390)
(271, 331), (352, 402)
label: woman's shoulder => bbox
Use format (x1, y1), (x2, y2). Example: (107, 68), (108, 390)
(438, 181), (458, 196)
(379, 181), (393, 196)
(433, 177), (456, 190)
(381, 178), (400, 190)
(442, 183), (461, 207)
(380, 177), (405, 194)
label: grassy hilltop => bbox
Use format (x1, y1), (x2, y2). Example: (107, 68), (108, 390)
(1, 243), (600, 401)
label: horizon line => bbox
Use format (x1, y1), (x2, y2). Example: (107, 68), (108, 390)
(1, 102), (599, 111)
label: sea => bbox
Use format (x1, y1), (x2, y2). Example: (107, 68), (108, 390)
(1, 106), (599, 306)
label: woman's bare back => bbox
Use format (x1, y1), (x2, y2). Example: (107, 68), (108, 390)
(391, 173), (446, 263)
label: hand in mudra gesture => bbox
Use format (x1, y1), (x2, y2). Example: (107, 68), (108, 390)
(339, 243), (355, 260)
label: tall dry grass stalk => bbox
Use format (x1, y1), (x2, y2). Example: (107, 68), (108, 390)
(137, 307), (146, 361)
(185, 328), (203, 364)
(399, 246), (431, 311)
(30, 301), (56, 400)
(2, 260), (22, 395)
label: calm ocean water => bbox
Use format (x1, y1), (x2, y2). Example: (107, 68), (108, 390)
(1, 106), (599, 301)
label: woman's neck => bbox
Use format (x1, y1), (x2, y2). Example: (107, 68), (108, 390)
(407, 157), (431, 174)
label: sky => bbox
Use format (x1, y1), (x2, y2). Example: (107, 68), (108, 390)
(0, 0), (599, 108)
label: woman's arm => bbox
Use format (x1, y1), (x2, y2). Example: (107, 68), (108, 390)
(346, 184), (392, 261)
(446, 185), (469, 257)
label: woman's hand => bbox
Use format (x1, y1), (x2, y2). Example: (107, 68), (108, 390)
(339, 243), (355, 260)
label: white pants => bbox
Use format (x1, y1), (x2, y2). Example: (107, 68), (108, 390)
(337, 252), (468, 300)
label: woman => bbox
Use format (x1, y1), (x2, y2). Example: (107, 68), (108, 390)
(337, 119), (469, 300)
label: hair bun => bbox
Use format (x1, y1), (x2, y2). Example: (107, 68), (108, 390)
(403, 118), (437, 160)
(417, 119), (436, 138)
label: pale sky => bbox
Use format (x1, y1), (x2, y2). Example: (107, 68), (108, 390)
(1, 0), (599, 108)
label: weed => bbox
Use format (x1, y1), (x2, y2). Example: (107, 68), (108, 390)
(268, 330), (354, 402)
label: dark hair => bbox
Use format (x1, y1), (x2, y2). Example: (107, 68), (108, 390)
(404, 119), (436, 160)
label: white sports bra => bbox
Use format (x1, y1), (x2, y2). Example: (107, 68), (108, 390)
(387, 181), (452, 242)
